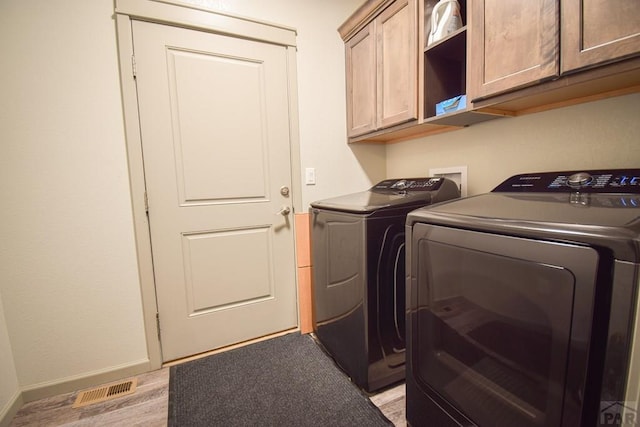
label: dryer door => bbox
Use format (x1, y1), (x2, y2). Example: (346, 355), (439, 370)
(408, 224), (600, 427)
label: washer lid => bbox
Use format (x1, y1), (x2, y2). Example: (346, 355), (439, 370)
(310, 177), (451, 214)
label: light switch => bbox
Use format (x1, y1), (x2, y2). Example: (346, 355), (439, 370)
(305, 168), (316, 185)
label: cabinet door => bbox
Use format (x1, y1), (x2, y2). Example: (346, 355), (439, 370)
(377, 0), (418, 129)
(562, 0), (640, 73)
(468, 0), (559, 101)
(346, 23), (377, 138)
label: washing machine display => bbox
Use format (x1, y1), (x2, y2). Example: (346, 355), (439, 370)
(406, 169), (640, 427)
(310, 177), (460, 392)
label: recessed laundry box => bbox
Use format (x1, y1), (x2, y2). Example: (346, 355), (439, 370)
(310, 177), (460, 392)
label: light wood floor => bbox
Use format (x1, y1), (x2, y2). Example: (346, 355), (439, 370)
(10, 368), (406, 426)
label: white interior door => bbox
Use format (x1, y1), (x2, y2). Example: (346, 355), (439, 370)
(132, 20), (297, 361)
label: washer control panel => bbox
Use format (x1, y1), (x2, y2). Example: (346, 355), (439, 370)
(493, 169), (640, 193)
(373, 177), (445, 192)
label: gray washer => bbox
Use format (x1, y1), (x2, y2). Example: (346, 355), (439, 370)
(310, 177), (460, 392)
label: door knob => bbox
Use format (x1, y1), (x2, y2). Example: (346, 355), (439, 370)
(278, 206), (291, 216)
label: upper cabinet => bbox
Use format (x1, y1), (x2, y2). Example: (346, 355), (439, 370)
(344, 23), (376, 136)
(468, 0), (559, 101)
(469, 0), (640, 102)
(378, 0), (418, 129)
(561, 0), (640, 73)
(341, 0), (418, 138)
(340, 0), (640, 143)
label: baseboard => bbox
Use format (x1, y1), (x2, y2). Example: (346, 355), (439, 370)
(20, 359), (154, 404)
(0, 390), (23, 427)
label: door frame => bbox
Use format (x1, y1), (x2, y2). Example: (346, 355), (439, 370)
(115, 0), (303, 369)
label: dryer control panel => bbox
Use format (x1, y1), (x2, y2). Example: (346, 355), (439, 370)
(373, 177), (445, 192)
(493, 169), (640, 193)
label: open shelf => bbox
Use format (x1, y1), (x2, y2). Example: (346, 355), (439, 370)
(424, 25), (466, 54)
(424, 27), (466, 119)
(423, 0), (467, 120)
(422, 0), (505, 127)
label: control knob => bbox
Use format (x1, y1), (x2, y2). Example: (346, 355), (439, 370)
(567, 172), (593, 189)
(394, 180), (408, 190)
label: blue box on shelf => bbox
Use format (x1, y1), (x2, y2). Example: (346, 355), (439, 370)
(435, 94), (466, 116)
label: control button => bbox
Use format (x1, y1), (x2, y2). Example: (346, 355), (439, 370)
(394, 180), (408, 190)
(569, 192), (590, 206)
(567, 172), (593, 189)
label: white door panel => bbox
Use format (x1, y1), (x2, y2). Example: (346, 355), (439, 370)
(167, 47), (269, 203)
(132, 20), (297, 361)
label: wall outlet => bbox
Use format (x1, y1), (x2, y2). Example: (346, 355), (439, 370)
(429, 166), (468, 197)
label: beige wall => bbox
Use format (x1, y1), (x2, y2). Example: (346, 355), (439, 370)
(0, 0), (148, 397)
(386, 93), (640, 194)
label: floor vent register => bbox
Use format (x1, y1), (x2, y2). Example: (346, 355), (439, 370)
(72, 378), (138, 408)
